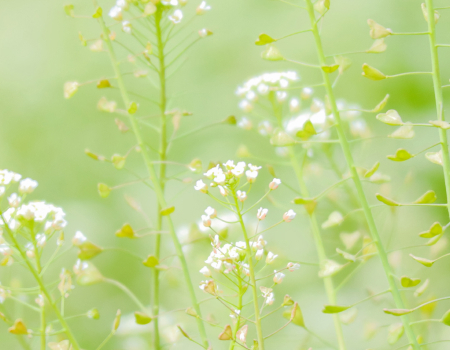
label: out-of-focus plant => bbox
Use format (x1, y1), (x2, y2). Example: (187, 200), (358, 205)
(63, 0), (234, 348)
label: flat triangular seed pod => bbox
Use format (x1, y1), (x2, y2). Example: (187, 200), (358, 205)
(414, 279), (429, 297)
(376, 193), (399, 206)
(340, 231), (361, 250)
(387, 149), (414, 162)
(160, 206), (175, 216)
(400, 276), (421, 288)
(271, 129), (296, 146)
(296, 120), (317, 140)
(419, 222), (442, 238)
(8, 319), (28, 335)
(77, 241), (103, 260)
(426, 233), (443, 246)
(410, 254), (434, 267)
(440, 309), (450, 326)
(387, 323), (404, 345)
(376, 110), (403, 125)
(236, 325), (248, 343)
(429, 120), (450, 129)
(134, 311), (152, 325)
(364, 162), (380, 178)
(389, 124), (414, 139)
(322, 64), (339, 73)
(322, 305), (351, 314)
(362, 63), (386, 80)
(413, 190), (436, 204)
(255, 33), (275, 46)
(383, 308), (412, 316)
(367, 38), (387, 53)
(367, 19), (392, 39)
(115, 223), (135, 238)
(48, 340), (70, 350)
(261, 44), (284, 61)
(321, 211), (344, 229)
(336, 248), (356, 262)
(340, 308), (358, 325)
(426, 150), (443, 166)
(218, 324), (233, 340)
(283, 302), (305, 327)
(371, 94), (390, 113)
(318, 260), (344, 278)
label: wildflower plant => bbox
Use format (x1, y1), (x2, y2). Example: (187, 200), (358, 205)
(63, 0), (231, 348)
(195, 160), (307, 350)
(0, 170), (85, 349)
(232, 0), (450, 349)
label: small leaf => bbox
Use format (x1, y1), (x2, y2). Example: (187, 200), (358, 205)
(283, 302), (305, 327)
(134, 312), (152, 325)
(8, 319), (28, 335)
(261, 44), (284, 61)
(77, 241), (103, 260)
(362, 63), (386, 80)
(321, 211), (344, 229)
(383, 308), (412, 316)
(371, 94), (390, 113)
(400, 276), (421, 288)
(429, 120), (450, 129)
(413, 190), (436, 204)
(387, 149), (414, 162)
(376, 193), (399, 206)
(64, 4), (75, 17)
(364, 162), (380, 178)
(367, 19), (392, 39)
(440, 309), (450, 326)
(92, 6), (103, 18)
(376, 110), (403, 125)
(318, 260), (344, 278)
(410, 254), (434, 267)
(115, 223), (135, 238)
(98, 183), (111, 198)
(160, 206), (175, 216)
(255, 33), (275, 46)
(426, 150), (443, 166)
(387, 323), (404, 345)
(321, 64), (339, 73)
(389, 123), (415, 139)
(97, 79), (111, 88)
(128, 101), (138, 114)
(367, 38), (387, 53)
(322, 305), (350, 314)
(414, 279), (429, 297)
(419, 222), (442, 238)
(218, 324), (233, 340)
(143, 255), (159, 268)
(336, 248), (356, 262)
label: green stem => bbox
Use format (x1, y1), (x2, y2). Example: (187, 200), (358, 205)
(425, 0), (450, 220)
(228, 278), (243, 350)
(304, 1), (420, 349)
(233, 194), (265, 349)
(104, 278), (148, 314)
(288, 147), (347, 350)
(94, 6), (209, 348)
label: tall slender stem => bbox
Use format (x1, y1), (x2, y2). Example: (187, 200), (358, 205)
(425, 0), (450, 219)
(233, 194), (265, 349)
(94, 6), (209, 347)
(303, 1), (420, 349)
(228, 277), (243, 350)
(32, 237), (46, 350)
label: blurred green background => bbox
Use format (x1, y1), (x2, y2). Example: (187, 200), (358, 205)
(1, 0), (450, 349)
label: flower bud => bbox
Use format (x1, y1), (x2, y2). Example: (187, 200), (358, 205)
(87, 308), (100, 320)
(283, 209), (296, 222)
(194, 179), (208, 193)
(201, 215), (211, 227)
(198, 28), (213, 38)
(257, 207), (268, 220)
(199, 266), (211, 277)
(273, 271), (285, 284)
(196, 1), (211, 15)
(255, 249), (264, 260)
(287, 262), (300, 272)
(266, 252), (278, 264)
(269, 178), (281, 190)
(204, 206), (217, 219)
(236, 190), (247, 202)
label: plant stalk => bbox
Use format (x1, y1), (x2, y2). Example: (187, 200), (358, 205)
(304, 1), (420, 348)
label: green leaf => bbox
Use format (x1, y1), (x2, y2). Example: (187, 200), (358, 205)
(413, 190), (436, 204)
(376, 110), (403, 125)
(134, 312), (152, 325)
(160, 206), (175, 216)
(261, 44), (284, 61)
(296, 120), (317, 140)
(364, 161), (380, 178)
(409, 254), (434, 267)
(255, 33), (276, 46)
(376, 193), (399, 206)
(419, 222), (442, 238)
(362, 63), (386, 80)
(64, 4), (75, 17)
(400, 276), (421, 288)
(322, 305), (350, 314)
(383, 308), (412, 316)
(387, 323), (404, 345)
(371, 94), (390, 113)
(283, 303), (305, 327)
(321, 64), (339, 73)
(98, 183), (111, 198)
(128, 101), (138, 114)
(387, 149), (414, 162)
(92, 6), (103, 18)
(143, 255), (159, 268)
(115, 223), (135, 238)
(440, 309), (450, 326)
(78, 241), (103, 260)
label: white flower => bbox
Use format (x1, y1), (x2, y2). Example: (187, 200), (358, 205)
(301, 87), (313, 100)
(35, 294), (44, 308)
(211, 234), (220, 249)
(218, 185), (229, 197)
(245, 170), (258, 183)
(201, 215), (211, 227)
(72, 231), (87, 246)
(0, 187), (5, 197)
(194, 179), (208, 193)
(248, 164), (262, 171)
(265, 292), (275, 305)
(199, 266), (211, 277)
(230, 309), (240, 319)
(239, 100), (253, 113)
(196, 1), (211, 15)
(0, 244), (13, 256)
(290, 98), (300, 112)
(231, 163), (246, 177)
(223, 160), (235, 169)
(19, 178), (38, 194)
(169, 9), (183, 24)
(204, 165), (221, 178)
(238, 117), (252, 130)
(246, 90), (257, 102)
(257, 207), (268, 220)
(287, 262), (300, 272)
(269, 178), (281, 190)
(122, 21), (132, 34)
(266, 252), (278, 264)
(108, 6), (123, 20)
(236, 190), (247, 202)
(258, 121), (273, 136)
(255, 249), (264, 260)
(198, 28), (212, 37)
(254, 235), (267, 250)
(36, 233), (46, 248)
(257, 83), (269, 95)
(7, 193), (21, 208)
(273, 271), (285, 284)
(162, 0), (179, 5)
(283, 209), (296, 222)
(276, 91), (287, 103)
(213, 173), (226, 185)
(204, 206), (217, 219)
